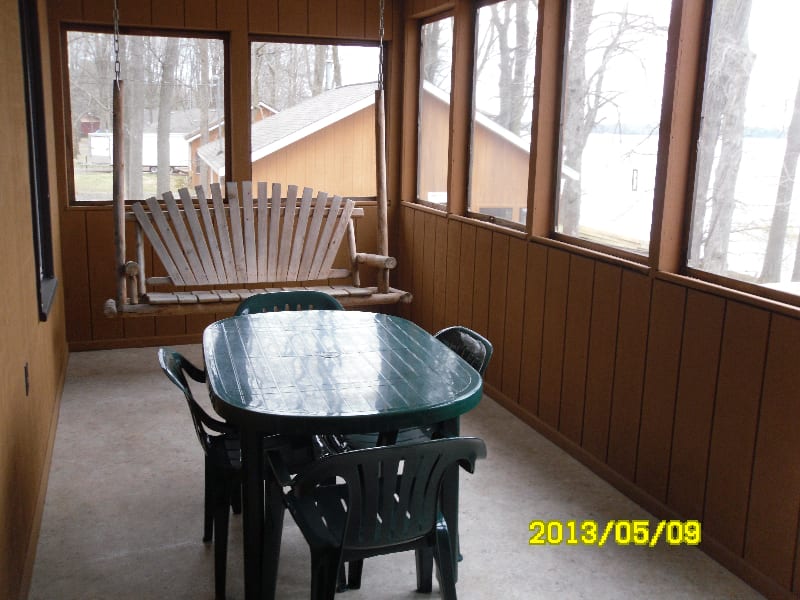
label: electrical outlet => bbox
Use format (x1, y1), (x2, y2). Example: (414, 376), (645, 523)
(24, 363), (30, 396)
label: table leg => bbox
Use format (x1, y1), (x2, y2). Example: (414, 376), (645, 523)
(262, 467), (285, 600)
(438, 417), (460, 581)
(241, 428), (265, 600)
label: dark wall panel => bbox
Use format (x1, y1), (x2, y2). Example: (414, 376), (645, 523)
(518, 243), (546, 416)
(538, 248), (569, 429)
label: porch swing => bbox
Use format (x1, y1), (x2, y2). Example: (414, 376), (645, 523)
(103, 0), (410, 318)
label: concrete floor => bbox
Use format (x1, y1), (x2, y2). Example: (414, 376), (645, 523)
(30, 345), (765, 600)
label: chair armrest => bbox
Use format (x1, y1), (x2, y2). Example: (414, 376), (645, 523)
(354, 253), (397, 270)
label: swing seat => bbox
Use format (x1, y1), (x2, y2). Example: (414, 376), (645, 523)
(103, 181), (411, 317)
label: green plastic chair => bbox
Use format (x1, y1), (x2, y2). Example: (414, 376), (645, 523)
(158, 348), (240, 600)
(234, 290), (344, 315)
(268, 437), (487, 600)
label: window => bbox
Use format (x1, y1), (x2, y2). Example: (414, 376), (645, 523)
(689, 1), (800, 296)
(249, 41), (380, 197)
(20, 0), (56, 319)
(66, 32), (224, 202)
(556, 1), (670, 255)
(469, 0), (538, 226)
(418, 16), (454, 205)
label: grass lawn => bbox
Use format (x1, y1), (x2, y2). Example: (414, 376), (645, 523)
(73, 167), (190, 201)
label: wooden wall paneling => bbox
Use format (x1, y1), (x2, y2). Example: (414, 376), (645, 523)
(703, 301), (769, 556)
(667, 289), (724, 519)
(485, 232), (509, 386)
(308, 0), (337, 36)
(364, 0), (392, 41)
(456, 221), (476, 327)
(117, 0), (151, 27)
(518, 242), (547, 415)
(185, 0), (217, 30)
(278, 0), (308, 35)
(152, 1), (185, 28)
(82, 0), (111, 23)
(471, 226), (492, 338)
(419, 211), (437, 331)
(410, 209), (425, 325)
(444, 219), (462, 323)
(500, 236), (526, 401)
(606, 271), (651, 480)
(60, 209), (92, 344)
(635, 280), (686, 502)
(249, 0), (278, 33)
(396, 205), (414, 320)
(186, 313), (216, 334)
(337, 0), (365, 38)
(52, 0), (82, 21)
(432, 216), (448, 333)
(558, 254), (594, 444)
(537, 248), (569, 429)
(85, 210), (123, 340)
(744, 314), (800, 587)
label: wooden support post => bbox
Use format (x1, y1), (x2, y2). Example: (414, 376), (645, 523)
(113, 81), (127, 306)
(375, 89), (390, 293)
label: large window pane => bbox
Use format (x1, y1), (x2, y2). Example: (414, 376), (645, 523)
(469, 0), (537, 225)
(556, 1), (670, 254)
(249, 42), (379, 197)
(67, 32), (224, 202)
(418, 17), (454, 206)
(689, 1), (800, 295)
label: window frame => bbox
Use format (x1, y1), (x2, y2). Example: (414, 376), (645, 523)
(20, 0), (57, 320)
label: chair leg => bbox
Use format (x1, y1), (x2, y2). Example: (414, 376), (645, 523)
(347, 560), (362, 590)
(230, 479), (242, 515)
(309, 550), (338, 600)
(433, 519), (457, 600)
(415, 548), (433, 593)
(213, 478), (232, 600)
(203, 459), (214, 543)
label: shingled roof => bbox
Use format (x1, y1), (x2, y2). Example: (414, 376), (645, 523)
(197, 82), (377, 175)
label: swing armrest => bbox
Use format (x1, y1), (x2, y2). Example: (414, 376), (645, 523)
(354, 253), (397, 270)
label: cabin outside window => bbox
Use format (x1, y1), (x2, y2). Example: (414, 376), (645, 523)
(65, 31), (224, 202)
(248, 41), (380, 198)
(688, 0), (800, 298)
(418, 16), (454, 208)
(555, 1), (670, 256)
(468, 0), (538, 228)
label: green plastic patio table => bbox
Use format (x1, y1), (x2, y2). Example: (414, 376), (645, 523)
(203, 310), (484, 600)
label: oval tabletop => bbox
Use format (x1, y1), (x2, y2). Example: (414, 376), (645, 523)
(203, 311), (484, 434)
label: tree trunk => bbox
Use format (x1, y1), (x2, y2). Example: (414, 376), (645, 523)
(197, 39), (210, 190)
(123, 37), (145, 201)
(157, 38), (179, 195)
(760, 79), (800, 282)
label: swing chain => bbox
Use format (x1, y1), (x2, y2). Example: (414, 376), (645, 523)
(378, 0), (385, 90)
(113, 0), (121, 86)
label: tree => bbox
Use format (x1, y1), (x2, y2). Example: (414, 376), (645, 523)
(122, 36), (145, 201)
(156, 37), (179, 195)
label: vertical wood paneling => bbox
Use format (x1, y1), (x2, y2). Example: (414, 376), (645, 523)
(444, 219), (462, 324)
(397, 205), (414, 320)
(337, 0), (365, 38)
(279, 0), (308, 34)
(501, 237), (526, 400)
(518, 243), (547, 415)
(486, 233), (509, 386)
(152, 1), (185, 28)
(185, 0), (217, 29)
(82, 0), (112, 22)
(308, 0), (337, 36)
(667, 290), (724, 518)
(420, 212), (437, 331)
(410, 209), (425, 325)
(60, 210), (91, 343)
(704, 301), (769, 555)
(432, 217), (448, 332)
(606, 270), (650, 480)
(744, 315), (800, 587)
(53, 0), (83, 20)
(456, 222), (476, 327)
(249, 0), (278, 32)
(471, 227), (492, 338)
(581, 262), (622, 459)
(635, 280), (686, 502)
(538, 248), (569, 429)
(559, 255), (594, 444)
(118, 0), (152, 26)
(86, 211), (123, 341)
(364, 0), (391, 41)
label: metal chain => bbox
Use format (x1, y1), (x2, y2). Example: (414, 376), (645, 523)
(113, 0), (121, 86)
(378, 0), (385, 90)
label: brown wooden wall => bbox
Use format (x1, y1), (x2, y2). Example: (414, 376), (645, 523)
(395, 205), (800, 600)
(1, 0), (68, 598)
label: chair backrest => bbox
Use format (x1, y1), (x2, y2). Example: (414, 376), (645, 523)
(286, 437), (486, 552)
(158, 347), (233, 456)
(234, 290), (344, 315)
(434, 326), (493, 376)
